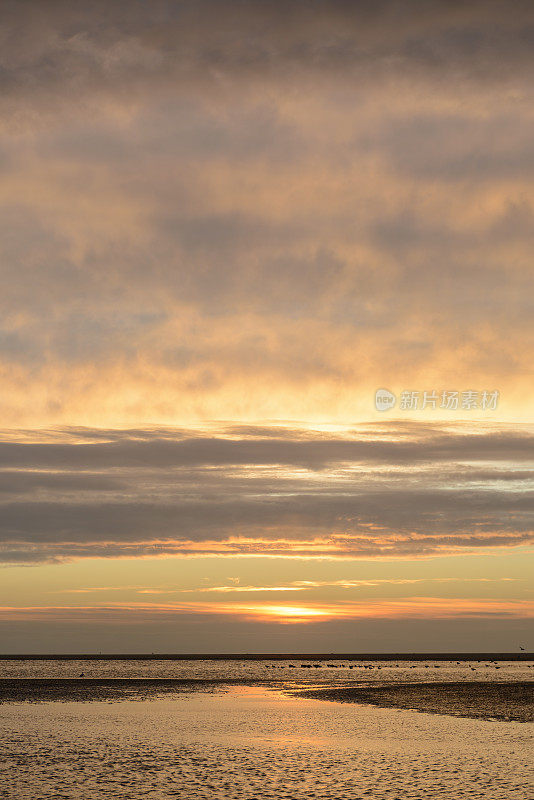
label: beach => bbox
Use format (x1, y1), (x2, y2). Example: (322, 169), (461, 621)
(2, 659), (532, 798)
(2, 684), (532, 800)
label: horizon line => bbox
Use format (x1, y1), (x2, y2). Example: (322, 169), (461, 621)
(0, 652), (532, 661)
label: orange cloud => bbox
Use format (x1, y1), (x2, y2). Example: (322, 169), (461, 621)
(1, 597), (532, 624)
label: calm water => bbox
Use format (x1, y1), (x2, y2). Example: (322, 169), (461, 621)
(2, 685), (532, 800)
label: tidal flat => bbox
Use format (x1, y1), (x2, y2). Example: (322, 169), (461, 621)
(2, 685), (532, 800)
(295, 680), (534, 722)
(2, 661), (533, 799)
(1, 677), (533, 723)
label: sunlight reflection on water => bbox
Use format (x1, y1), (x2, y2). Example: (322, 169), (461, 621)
(2, 685), (532, 799)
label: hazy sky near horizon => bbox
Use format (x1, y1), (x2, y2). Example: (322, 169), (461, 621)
(1, 1), (533, 651)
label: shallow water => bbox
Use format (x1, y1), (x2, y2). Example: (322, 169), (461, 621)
(1, 658), (531, 685)
(2, 685), (532, 799)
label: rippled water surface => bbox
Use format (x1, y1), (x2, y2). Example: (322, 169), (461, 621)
(1, 658), (532, 683)
(2, 685), (532, 800)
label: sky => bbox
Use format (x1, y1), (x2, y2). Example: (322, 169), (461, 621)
(1, 0), (533, 652)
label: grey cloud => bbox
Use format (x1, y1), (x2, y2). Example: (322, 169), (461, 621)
(3, 1), (534, 98)
(0, 427), (533, 469)
(0, 1), (533, 424)
(1, 532), (533, 565)
(0, 424), (532, 563)
(372, 114), (534, 181)
(38, 104), (302, 165)
(0, 471), (125, 494)
(0, 489), (532, 542)
(1, 2), (533, 378)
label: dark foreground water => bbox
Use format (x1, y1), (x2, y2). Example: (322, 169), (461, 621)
(2, 685), (532, 800)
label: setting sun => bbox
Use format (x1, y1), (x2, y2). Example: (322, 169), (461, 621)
(251, 605), (330, 622)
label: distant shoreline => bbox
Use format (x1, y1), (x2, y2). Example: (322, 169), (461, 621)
(0, 652), (531, 661)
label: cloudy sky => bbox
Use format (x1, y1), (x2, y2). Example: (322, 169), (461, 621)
(1, 0), (533, 652)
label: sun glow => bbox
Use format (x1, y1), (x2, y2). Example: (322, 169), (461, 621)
(246, 605), (331, 622)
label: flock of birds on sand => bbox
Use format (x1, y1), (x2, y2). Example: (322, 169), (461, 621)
(77, 654), (531, 676)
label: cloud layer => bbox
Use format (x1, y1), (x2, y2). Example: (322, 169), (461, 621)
(1, 1), (533, 424)
(1, 422), (532, 564)
(2, 4), (533, 649)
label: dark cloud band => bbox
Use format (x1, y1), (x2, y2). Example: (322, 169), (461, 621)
(1, 423), (532, 563)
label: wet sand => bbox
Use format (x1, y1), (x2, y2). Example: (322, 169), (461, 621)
(0, 678), (253, 704)
(4, 686), (532, 800)
(2, 678), (533, 722)
(297, 681), (534, 722)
